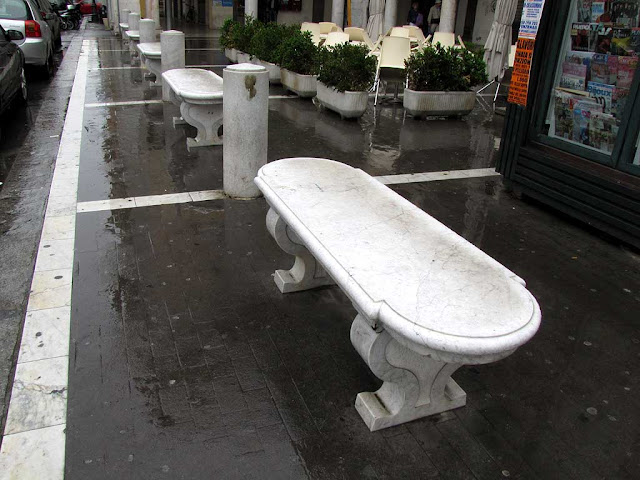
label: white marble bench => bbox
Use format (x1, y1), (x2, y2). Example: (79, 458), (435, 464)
(125, 30), (140, 55)
(255, 158), (542, 431)
(137, 42), (161, 87)
(162, 69), (224, 150)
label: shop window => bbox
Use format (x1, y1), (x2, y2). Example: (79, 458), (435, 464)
(542, 0), (639, 159)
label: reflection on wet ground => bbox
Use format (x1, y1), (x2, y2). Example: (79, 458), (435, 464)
(63, 30), (640, 480)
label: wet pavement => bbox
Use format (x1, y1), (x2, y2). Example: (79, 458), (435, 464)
(2, 21), (640, 480)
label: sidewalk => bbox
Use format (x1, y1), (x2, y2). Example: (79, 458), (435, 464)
(1, 21), (639, 480)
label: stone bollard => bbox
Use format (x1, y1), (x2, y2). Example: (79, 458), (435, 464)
(118, 8), (130, 36)
(128, 12), (140, 32)
(139, 19), (155, 44)
(223, 64), (269, 198)
(161, 30), (185, 101)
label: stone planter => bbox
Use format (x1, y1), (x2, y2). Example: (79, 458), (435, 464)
(403, 89), (477, 118)
(236, 51), (251, 64)
(315, 82), (369, 119)
(281, 69), (317, 98)
(225, 48), (238, 63)
(253, 59), (281, 84)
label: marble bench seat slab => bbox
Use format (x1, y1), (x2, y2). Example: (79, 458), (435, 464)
(137, 42), (162, 87)
(255, 158), (542, 431)
(162, 69), (224, 150)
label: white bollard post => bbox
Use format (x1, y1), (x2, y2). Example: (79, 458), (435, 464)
(223, 64), (269, 199)
(118, 8), (130, 35)
(331, 0), (344, 28)
(245, 0), (258, 19)
(161, 30), (185, 101)
(139, 18), (155, 44)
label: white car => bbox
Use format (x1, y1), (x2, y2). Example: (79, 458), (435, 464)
(0, 0), (54, 78)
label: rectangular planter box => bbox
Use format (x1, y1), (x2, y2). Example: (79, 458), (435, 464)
(254, 59), (281, 84)
(225, 48), (237, 63)
(403, 89), (477, 118)
(236, 51), (251, 64)
(281, 69), (317, 98)
(315, 82), (369, 119)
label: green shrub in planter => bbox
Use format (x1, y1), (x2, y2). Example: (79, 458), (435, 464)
(318, 43), (376, 92)
(405, 44), (488, 92)
(279, 31), (320, 74)
(220, 18), (238, 49)
(249, 22), (299, 64)
(232, 16), (263, 53)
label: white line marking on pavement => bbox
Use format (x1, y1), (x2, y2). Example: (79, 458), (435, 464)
(0, 38), (91, 480)
(85, 99), (164, 108)
(85, 96), (297, 108)
(77, 190), (226, 213)
(375, 168), (499, 185)
(76, 169), (498, 213)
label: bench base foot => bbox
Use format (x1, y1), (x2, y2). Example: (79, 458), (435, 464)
(142, 58), (162, 88)
(180, 102), (223, 150)
(267, 208), (336, 293)
(173, 116), (187, 127)
(351, 314), (467, 431)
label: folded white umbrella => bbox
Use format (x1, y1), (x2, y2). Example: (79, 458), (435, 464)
(483, 0), (518, 80)
(367, 0), (385, 43)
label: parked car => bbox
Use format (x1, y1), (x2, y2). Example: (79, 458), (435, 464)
(0, 25), (27, 116)
(34, 0), (60, 47)
(74, 0), (100, 15)
(0, 0), (55, 77)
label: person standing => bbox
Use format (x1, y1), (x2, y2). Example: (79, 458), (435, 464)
(407, 2), (420, 25)
(427, 0), (441, 35)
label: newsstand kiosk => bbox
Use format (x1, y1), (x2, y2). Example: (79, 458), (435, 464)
(497, 0), (640, 248)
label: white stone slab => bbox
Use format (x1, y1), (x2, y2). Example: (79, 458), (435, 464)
(27, 269), (73, 311)
(189, 190), (225, 202)
(18, 307), (71, 364)
(0, 424), (66, 480)
(34, 238), (75, 272)
(138, 41), (161, 58)
(76, 197), (135, 212)
(41, 215), (75, 241)
(46, 195), (77, 217)
(162, 68), (223, 103)
(134, 192), (192, 207)
(4, 356), (68, 435)
(255, 158), (541, 363)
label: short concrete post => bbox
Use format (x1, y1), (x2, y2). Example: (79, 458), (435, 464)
(139, 19), (155, 44)
(128, 12), (140, 32)
(223, 64), (269, 198)
(439, 0), (457, 33)
(161, 30), (185, 101)
(119, 8), (130, 35)
(383, 0), (398, 34)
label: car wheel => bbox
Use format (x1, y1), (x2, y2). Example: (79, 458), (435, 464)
(41, 50), (54, 79)
(18, 66), (28, 104)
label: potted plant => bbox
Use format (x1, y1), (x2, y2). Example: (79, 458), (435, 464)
(221, 18), (238, 63)
(248, 23), (296, 84)
(233, 16), (262, 64)
(316, 43), (377, 119)
(279, 31), (321, 97)
(403, 44), (488, 118)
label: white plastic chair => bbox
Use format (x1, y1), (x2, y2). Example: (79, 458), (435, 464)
(390, 27), (410, 38)
(301, 22), (323, 46)
(344, 27), (376, 49)
(324, 32), (350, 48)
(403, 25), (426, 45)
(374, 36), (412, 105)
(319, 22), (341, 34)
(431, 32), (466, 49)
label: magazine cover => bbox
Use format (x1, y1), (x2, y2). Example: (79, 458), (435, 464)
(632, 28), (640, 53)
(565, 51), (595, 70)
(596, 25), (614, 53)
(572, 23), (599, 51)
(579, 1), (593, 21)
(613, 87), (631, 117)
(591, 1), (606, 21)
(589, 112), (618, 153)
(573, 107), (592, 145)
(610, 1), (640, 27)
(617, 56), (638, 88)
(588, 81), (615, 113)
(611, 28), (634, 55)
(590, 54), (618, 84)
(554, 90), (575, 139)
